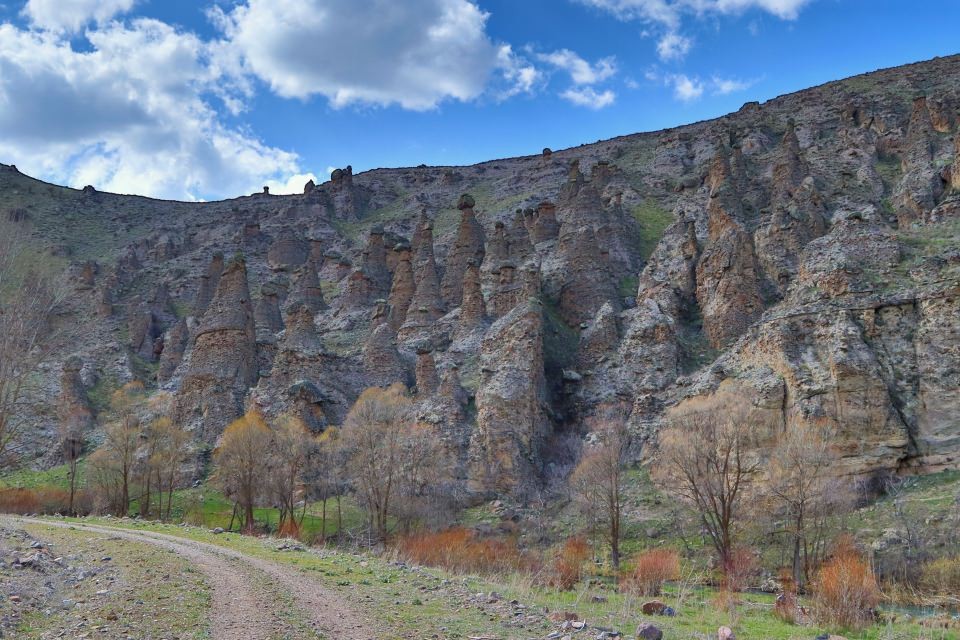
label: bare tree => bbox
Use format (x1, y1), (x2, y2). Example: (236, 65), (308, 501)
(0, 219), (69, 469)
(653, 401), (760, 573)
(149, 416), (190, 521)
(390, 422), (457, 533)
(59, 407), (89, 515)
(212, 410), (272, 533)
(570, 420), (630, 571)
(765, 421), (848, 589)
(98, 381), (147, 514)
(266, 415), (311, 537)
(305, 427), (349, 542)
(341, 383), (414, 541)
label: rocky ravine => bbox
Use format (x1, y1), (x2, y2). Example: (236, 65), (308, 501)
(3, 54), (960, 495)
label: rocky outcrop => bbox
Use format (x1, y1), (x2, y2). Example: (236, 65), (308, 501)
(399, 215), (444, 339)
(194, 252), (224, 316)
(57, 356), (93, 432)
(286, 262), (326, 315)
(526, 201), (560, 245)
(251, 303), (360, 431)
(416, 364), (471, 478)
(267, 233), (309, 272)
(158, 318), (189, 383)
(470, 300), (550, 496)
(440, 194), (486, 307)
(415, 348), (440, 396)
(387, 244), (415, 333)
(254, 282), (284, 340)
(361, 227), (391, 297)
(754, 121), (827, 295)
(459, 261), (486, 328)
(174, 256), (258, 443)
(893, 97), (942, 226)
(555, 224), (619, 327)
(695, 147), (764, 348)
(363, 323), (410, 388)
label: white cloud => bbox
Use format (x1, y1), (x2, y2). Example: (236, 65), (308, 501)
(266, 172), (319, 195)
(668, 74), (703, 101)
(0, 20), (305, 200)
(561, 86), (616, 109)
(495, 44), (544, 99)
(575, 0), (814, 58)
(212, 0), (502, 110)
(711, 75), (753, 94)
(575, 0), (813, 25)
(664, 73), (755, 101)
(656, 31), (692, 61)
(22, 0), (137, 32)
(537, 49), (617, 85)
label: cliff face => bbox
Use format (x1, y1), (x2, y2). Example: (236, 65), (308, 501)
(5, 54), (960, 492)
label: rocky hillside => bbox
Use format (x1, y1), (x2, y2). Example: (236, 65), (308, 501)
(3, 54), (960, 493)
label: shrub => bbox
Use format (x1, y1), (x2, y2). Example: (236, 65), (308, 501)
(397, 527), (535, 576)
(622, 548), (680, 596)
(551, 537), (591, 590)
(919, 555), (960, 596)
(814, 541), (880, 629)
(0, 487), (93, 515)
(723, 546), (760, 592)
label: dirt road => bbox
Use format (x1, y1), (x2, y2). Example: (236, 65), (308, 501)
(13, 518), (375, 640)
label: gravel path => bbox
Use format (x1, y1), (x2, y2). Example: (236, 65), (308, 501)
(15, 518), (374, 640)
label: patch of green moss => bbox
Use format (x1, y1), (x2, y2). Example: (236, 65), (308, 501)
(632, 200), (674, 261)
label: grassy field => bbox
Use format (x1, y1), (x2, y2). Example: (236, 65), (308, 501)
(12, 521), (211, 639)
(4, 463), (960, 638)
(38, 515), (960, 640)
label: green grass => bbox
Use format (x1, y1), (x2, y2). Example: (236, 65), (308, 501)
(38, 516), (959, 640)
(15, 521), (211, 639)
(632, 200), (674, 261)
(0, 461), (86, 490)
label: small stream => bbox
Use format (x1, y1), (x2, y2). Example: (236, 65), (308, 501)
(879, 603), (960, 619)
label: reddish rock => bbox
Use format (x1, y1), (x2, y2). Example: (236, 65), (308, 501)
(174, 256), (258, 443)
(363, 323), (411, 388)
(194, 252), (224, 316)
(440, 194), (486, 307)
(696, 146), (764, 348)
(470, 300), (550, 495)
(415, 348), (440, 396)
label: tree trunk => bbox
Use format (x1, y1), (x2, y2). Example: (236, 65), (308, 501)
(336, 495), (342, 539)
(321, 498), (327, 544)
(67, 460), (77, 517)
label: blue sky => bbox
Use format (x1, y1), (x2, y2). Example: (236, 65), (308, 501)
(0, 0), (957, 200)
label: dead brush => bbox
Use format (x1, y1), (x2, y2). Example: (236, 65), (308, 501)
(549, 537), (591, 590)
(620, 548), (681, 596)
(396, 527), (537, 576)
(813, 537), (880, 630)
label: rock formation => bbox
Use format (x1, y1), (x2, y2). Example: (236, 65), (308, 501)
(286, 262), (326, 315)
(754, 121), (827, 295)
(363, 323), (410, 388)
(194, 252), (224, 316)
(174, 256), (258, 443)
(387, 243), (415, 332)
(470, 299), (550, 495)
(695, 146), (764, 349)
(893, 96), (941, 226)
(440, 194), (486, 307)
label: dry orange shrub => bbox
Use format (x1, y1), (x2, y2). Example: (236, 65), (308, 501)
(621, 548), (681, 596)
(0, 487), (93, 515)
(551, 537), (591, 590)
(814, 537), (880, 629)
(397, 527), (536, 575)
